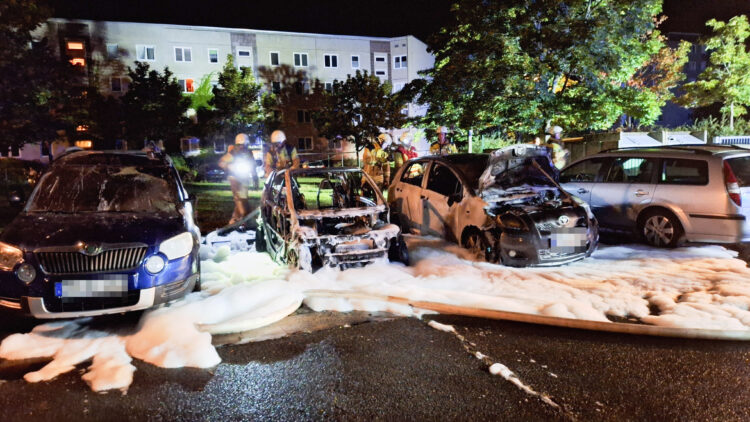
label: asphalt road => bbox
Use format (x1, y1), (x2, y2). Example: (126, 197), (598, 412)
(0, 314), (748, 421)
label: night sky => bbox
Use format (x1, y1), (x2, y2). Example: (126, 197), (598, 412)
(49, 0), (750, 41)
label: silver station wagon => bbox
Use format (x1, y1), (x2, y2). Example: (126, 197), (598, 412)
(560, 145), (750, 247)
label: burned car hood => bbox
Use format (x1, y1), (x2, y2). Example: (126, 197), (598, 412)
(0, 212), (187, 250)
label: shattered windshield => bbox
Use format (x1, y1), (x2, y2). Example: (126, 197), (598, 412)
(290, 170), (380, 211)
(479, 145), (560, 192)
(27, 165), (179, 213)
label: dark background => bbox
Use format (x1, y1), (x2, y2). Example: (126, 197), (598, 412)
(49, 0), (750, 42)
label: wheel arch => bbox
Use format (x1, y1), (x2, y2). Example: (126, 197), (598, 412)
(636, 204), (688, 232)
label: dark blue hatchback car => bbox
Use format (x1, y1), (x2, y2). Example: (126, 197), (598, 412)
(0, 151), (201, 319)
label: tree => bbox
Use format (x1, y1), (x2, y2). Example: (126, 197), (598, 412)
(314, 70), (407, 161)
(0, 0), (77, 152)
(408, 0), (668, 138)
(679, 15), (750, 130)
(121, 62), (190, 148)
(208, 55), (267, 142)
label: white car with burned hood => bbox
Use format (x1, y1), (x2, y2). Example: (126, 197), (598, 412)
(388, 146), (598, 267)
(255, 167), (409, 271)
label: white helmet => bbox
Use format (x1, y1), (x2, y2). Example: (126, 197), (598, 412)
(234, 133), (249, 145)
(270, 130), (286, 144)
(377, 133), (392, 149)
(437, 126), (448, 134)
(399, 132), (412, 146)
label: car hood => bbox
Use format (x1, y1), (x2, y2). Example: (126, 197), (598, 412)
(478, 144), (560, 193)
(0, 212), (188, 250)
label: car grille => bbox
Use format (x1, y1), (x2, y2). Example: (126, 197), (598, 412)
(37, 247), (148, 275)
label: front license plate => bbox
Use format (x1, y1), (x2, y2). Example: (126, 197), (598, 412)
(550, 228), (588, 250)
(55, 275), (129, 298)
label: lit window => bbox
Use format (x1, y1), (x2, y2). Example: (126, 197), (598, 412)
(208, 48), (218, 63)
(351, 55), (359, 69)
(175, 47), (192, 62)
(297, 137), (312, 151)
(70, 58), (86, 66)
(136, 45), (155, 61)
(67, 41), (84, 50)
(111, 77), (122, 92)
(75, 140), (93, 149)
(293, 53), (308, 67)
(270, 52), (279, 66)
(324, 54), (338, 68)
(394, 55), (407, 69)
(75, 125), (89, 132)
(106, 44), (118, 58)
(178, 78), (195, 93)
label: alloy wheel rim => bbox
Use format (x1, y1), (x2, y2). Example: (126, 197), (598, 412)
(644, 215), (674, 246)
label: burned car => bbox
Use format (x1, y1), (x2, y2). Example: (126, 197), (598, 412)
(0, 151), (201, 319)
(389, 146), (598, 267)
(255, 167), (408, 271)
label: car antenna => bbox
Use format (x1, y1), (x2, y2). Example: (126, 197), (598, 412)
(531, 160), (574, 201)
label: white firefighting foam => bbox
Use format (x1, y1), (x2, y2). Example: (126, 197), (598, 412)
(2, 237), (750, 393)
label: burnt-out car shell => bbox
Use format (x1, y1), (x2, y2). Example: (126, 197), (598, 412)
(479, 145), (598, 266)
(256, 167), (408, 271)
(0, 151), (201, 318)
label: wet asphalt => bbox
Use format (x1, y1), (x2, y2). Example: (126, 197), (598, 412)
(0, 314), (748, 421)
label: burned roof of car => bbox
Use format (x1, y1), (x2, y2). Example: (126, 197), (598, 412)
(52, 151), (169, 167)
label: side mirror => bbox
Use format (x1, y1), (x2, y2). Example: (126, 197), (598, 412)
(8, 190), (24, 207)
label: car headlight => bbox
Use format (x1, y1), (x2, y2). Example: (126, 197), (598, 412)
(144, 255), (166, 274)
(0, 242), (23, 271)
(159, 232), (194, 260)
(16, 263), (36, 284)
(498, 213), (529, 231)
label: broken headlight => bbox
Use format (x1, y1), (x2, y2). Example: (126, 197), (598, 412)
(0, 242), (23, 271)
(497, 213), (529, 232)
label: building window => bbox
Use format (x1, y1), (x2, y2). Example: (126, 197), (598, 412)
(324, 54), (338, 68)
(106, 43), (118, 59)
(270, 51), (280, 66)
(351, 55), (359, 69)
(394, 55), (407, 69)
(70, 58), (86, 67)
(111, 77), (122, 92)
(324, 82), (334, 93)
(136, 45), (155, 61)
(297, 110), (311, 123)
(272, 81), (281, 94)
(294, 81), (310, 95)
(175, 47), (192, 62)
(297, 137), (312, 151)
(208, 48), (219, 63)
(237, 50), (251, 57)
(294, 52), (308, 67)
(375, 70), (386, 76)
(375, 56), (386, 63)
(178, 78), (195, 93)
(67, 41), (84, 50)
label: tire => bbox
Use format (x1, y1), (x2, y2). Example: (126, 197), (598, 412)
(639, 209), (684, 248)
(463, 228), (490, 261)
(254, 226), (266, 252)
(388, 235), (410, 265)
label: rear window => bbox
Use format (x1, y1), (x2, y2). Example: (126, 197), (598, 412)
(660, 159), (708, 185)
(727, 156), (750, 187)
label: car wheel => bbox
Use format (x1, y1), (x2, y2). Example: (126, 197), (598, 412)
(388, 235), (410, 265)
(639, 210), (684, 248)
(255, 227), (266, 252)
(463, 229), (490, 261)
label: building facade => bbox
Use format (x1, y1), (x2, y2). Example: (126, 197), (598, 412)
(38, 19), (434, 158)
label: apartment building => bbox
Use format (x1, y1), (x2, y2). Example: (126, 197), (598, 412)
(39, 19), (435, 157)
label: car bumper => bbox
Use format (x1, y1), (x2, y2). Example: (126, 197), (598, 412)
(1, 274), (198, 319)
(498, 227), (598, 267)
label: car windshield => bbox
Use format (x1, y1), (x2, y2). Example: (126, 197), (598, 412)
(27, 165), (179, 213)
(479, 145), (559, 192)
(290, 169), (380, 211)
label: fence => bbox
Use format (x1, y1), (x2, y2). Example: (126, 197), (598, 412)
(713, 136), (750, 145)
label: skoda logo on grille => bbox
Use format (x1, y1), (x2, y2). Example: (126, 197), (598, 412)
(557, 215), (570, 226)
(79, 243), (103, 256)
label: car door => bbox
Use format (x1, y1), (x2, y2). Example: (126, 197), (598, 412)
(421, 162), (464, 238)
(392, 160), (428, 233)
(589, 156), (658, 229)
(559, 157), (609, 204)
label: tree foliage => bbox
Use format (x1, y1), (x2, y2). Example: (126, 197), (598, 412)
(409, 0), (668, 137)
(257, 64), (325, 133)
(121, 62), (190, 147)
(207, 55), (267, 140)
(314, 70), (407, 153)
(679, 15), (750, 129)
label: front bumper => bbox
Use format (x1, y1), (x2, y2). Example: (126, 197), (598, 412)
(498, 224), (598, 267)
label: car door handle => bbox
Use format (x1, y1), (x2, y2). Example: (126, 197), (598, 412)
(577, 188), (588, 194)
(634, 190), (649, 197)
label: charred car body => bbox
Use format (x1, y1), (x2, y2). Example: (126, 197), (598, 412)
(0, 151), (201, 319)
(255, 167), (408, 271)
(389, 146), (598, 267)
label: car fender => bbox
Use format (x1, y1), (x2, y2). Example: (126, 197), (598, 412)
(453, 195), (490, 247)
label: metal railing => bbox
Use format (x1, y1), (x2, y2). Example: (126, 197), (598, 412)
(714, 136), (750, 145)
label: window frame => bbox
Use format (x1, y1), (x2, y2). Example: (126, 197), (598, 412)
(110, 76), (122, 93)
(136, 44), (155, 62)
(324, 54), (338, 68)
(297, 137), (313, 151)
(174, 46), (192, 63)
(293, 52), (309, 67)
(425, 162), (464, 199)
(208, 48), (219, 63)
(269, 51), (280, 66)
(601, 157), (658, 184)
(351, 55), (360, 69)
(297, 109), (312, 123)
(106, 43), (119, 59)
(559, 157), (609, 183)
(177, 78), (195, 93)
(393, 55), (407, 69)
(400, 160), (428, 188)
(658, 158), (709, 186)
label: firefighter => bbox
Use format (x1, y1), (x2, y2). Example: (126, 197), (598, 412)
(392, 132), (417, 175)
(264, 129), (300, 175)
(363, 133), (391, 190)
(430, 126), (457, 155)
(219, 133), (258, 224)
(546, 125), (569, 169)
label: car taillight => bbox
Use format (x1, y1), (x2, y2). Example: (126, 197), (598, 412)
(723, 160), (742, 206)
